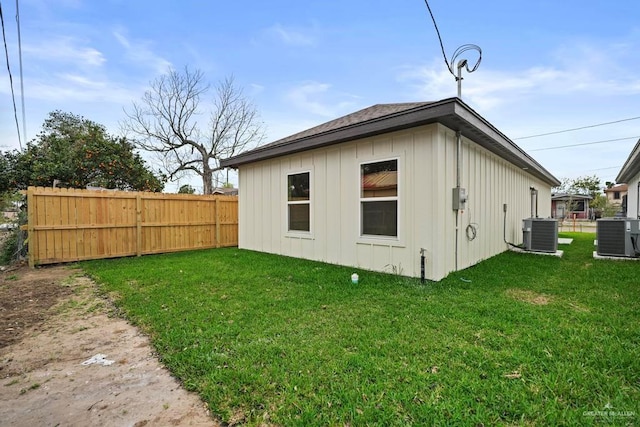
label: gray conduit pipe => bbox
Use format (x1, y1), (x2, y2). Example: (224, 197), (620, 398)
(454, 130), (462, 271)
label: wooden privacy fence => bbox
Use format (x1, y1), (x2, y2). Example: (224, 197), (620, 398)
(26, 186), (238, 266)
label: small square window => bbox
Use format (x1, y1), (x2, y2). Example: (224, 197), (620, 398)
(287, 172), (310, 232)
(288, 204), (310, 232)
(288, 173), (310, 201)
(362, 200), (397, 236)
(360, 159), (398, 237)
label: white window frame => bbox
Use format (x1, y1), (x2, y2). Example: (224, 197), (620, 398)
(359, 157), (400, 241)
(285, 170), (312, 236)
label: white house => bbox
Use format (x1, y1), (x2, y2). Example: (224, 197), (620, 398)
(221, 98), (560, 281)
(616, 138), (640, 218)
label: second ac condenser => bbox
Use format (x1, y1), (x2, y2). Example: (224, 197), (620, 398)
(596, 218), (640, 257)
(522, 218), (558, 253)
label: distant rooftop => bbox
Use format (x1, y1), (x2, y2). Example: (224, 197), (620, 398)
(604, 183), (628, 192)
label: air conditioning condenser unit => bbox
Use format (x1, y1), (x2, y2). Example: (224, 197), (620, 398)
(522, 218), (558, 253)
(596, 218), (640, 257)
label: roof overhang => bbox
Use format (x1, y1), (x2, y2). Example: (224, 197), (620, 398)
(221, 97), (560, 187)
(616, 139), (640, 183)
(551, 194), (592, 201)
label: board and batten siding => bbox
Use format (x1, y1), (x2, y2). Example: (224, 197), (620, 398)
(626, 174), (639, 218)
(238, 123), (551, 281)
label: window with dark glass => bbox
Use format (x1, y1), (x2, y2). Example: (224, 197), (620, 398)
(360, 159), (398, 237)
(287, 172), (310, 232)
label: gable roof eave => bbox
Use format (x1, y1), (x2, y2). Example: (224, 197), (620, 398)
(221, 98), (560, 187)
(551, 193), (593, 201)
(616, 138), (640, 183)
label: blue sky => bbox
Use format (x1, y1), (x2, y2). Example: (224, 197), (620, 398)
(1, 0), (639, 192)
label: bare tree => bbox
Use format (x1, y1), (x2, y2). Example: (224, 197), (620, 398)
(123, 68), (264, 194)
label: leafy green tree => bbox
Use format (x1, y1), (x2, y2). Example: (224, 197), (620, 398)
(178, 184), (196, 194)
(591, 193), (619, 218)
(1, 111), (165, 192)
(0, 154), (12, 195)
(553, 175), (603, 219)
(571, 175), (601, 199)
(554, 175), (602, 197)
(0, 191), (20, 214)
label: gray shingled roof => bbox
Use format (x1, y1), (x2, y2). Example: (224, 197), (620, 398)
(221, 97), (560, 186)
(261, 102), (433, 149)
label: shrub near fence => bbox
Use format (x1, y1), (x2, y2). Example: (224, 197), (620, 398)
(25, 186), (238, 266)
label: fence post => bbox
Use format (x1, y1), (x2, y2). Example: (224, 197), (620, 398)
(215, 197), (221, 248)
(136, 194), (142, 256)
(27, 187), (35, 267)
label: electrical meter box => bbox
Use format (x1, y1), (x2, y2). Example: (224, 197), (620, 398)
(452, 187), (467, 210)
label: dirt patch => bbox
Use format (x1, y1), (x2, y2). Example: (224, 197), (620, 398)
(0, 264), (74, 348)
(0, 265), (219, 426)
(505, 288), (552, 305)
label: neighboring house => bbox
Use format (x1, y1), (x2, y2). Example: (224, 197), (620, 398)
(604, 183), (628, 207)
(212, 187), (239, 196)
(221, 97), (560, 281)
(551, 193), (592, 219)
(616, 138), (640, 219)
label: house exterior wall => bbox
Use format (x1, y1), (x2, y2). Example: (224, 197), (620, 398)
(605, 188), (628, 206)
(238, 123), (551, 281)
(627, 175), (639, 218)
(551, 199), (590, 219)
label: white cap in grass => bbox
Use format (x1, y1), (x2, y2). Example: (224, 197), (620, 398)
(351, 273), (359, 284)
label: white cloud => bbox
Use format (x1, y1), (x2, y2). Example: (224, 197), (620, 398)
(23, 36), (106, 67)
(399, 60), (640, 113)
(27, 77), (137, 104)
(112, 28), (173, 74)
(394, 36), (640, 183)
(398, 37), (640, 112)
(59, 73), (106, 88)
(267, 23), (316, 47)
(285, 81), (360, 118)
(247, 83), (266, 98)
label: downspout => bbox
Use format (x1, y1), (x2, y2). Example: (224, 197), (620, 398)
(455, 130), (462, 271)
(456, 131), (462, 189)
(637, 182), (640, 220)
(530, 187), (538, 218)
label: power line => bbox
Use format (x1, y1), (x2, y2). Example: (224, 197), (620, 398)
(421, 0), (481, 99)
(0, 0), (22, 149)
(514, 116), (640, 140)
(422, 0), (452, 76)
(528, 136), (639, 152)
(584, 166), (620, 172)
(16, 0), (26, 143)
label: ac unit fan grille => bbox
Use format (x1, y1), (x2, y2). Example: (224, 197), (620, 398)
(597, 221), (626, 256)
(530, 221), (557, 252)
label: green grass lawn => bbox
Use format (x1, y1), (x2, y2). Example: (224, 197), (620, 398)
(82, 232), (639, 426)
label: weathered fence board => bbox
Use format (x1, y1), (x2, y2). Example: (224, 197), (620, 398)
(26, 186), (238, 266)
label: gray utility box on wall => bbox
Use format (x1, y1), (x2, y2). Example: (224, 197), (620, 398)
(596, 218), (640, 257)
(522, 218), (558, 253)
